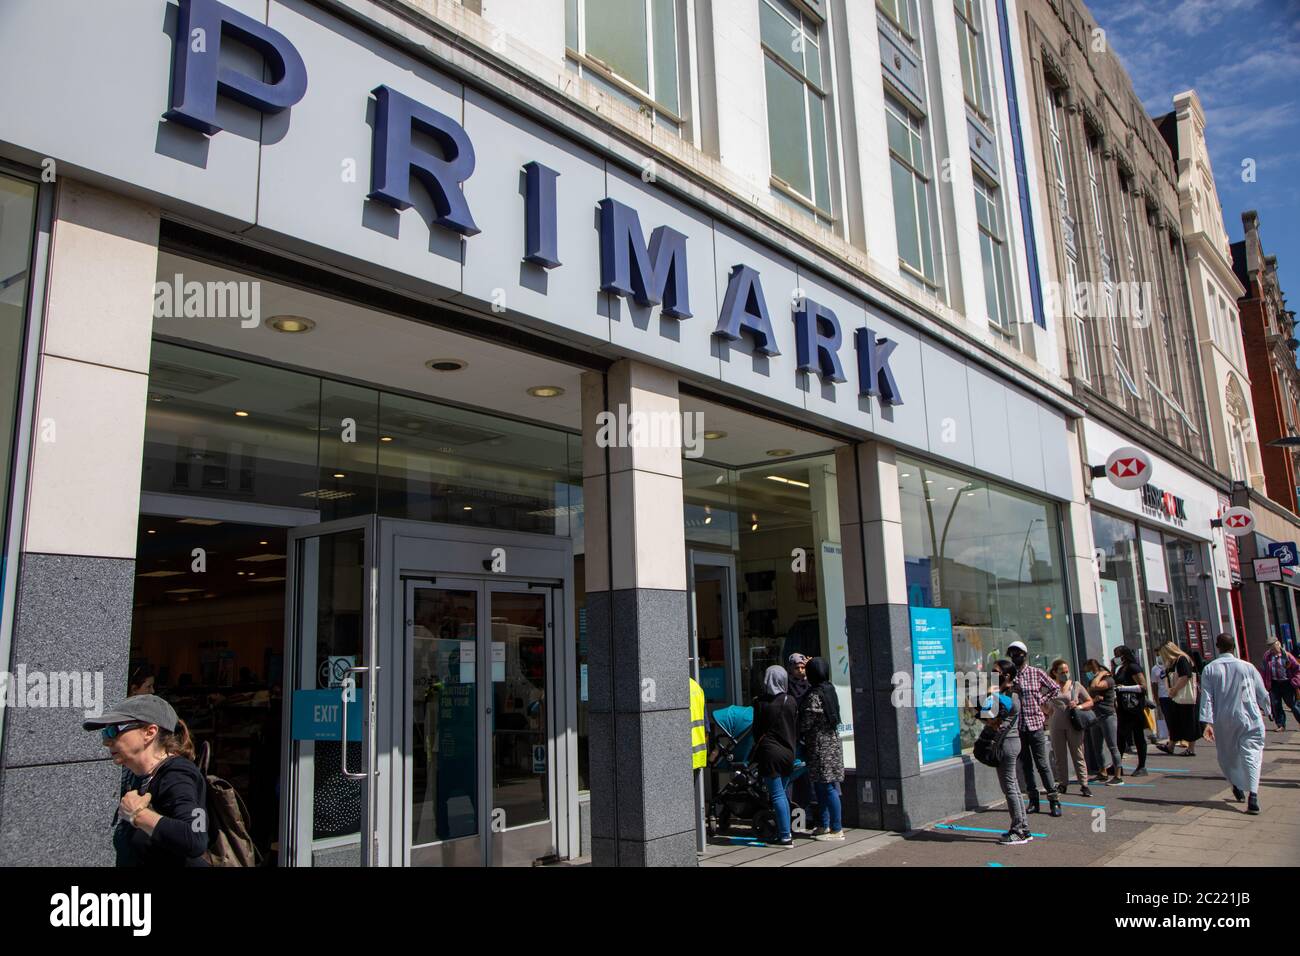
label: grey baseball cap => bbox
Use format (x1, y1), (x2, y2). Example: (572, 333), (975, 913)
(82, 694), (179, 733)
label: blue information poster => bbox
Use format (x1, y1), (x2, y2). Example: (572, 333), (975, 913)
(909, 607), (961, 764)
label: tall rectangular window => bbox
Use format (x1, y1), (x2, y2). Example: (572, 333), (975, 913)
(886, 96), (937, 287)
(953, 0), (991, 120)
(0, 174), (37, 573)
(973, 171), (1012, 330)
(761, 0), (833, 222)
(566, 0), (683, 128)
(877, 0), (918, 47)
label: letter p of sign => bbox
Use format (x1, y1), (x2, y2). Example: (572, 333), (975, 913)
(164, 0), (308, 136)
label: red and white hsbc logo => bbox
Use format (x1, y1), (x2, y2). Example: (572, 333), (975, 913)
(1103, 446), (1152, 491)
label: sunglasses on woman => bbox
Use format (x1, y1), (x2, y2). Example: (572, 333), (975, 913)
(100, 722), (145, 741)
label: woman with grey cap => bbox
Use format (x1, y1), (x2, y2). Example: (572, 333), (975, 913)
(84, 694), (209, 867)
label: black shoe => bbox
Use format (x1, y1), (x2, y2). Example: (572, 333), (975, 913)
(1106, 775), (1126, 786)
(1026, 795), (1041, 814)
(1232, 786), (1245, 803)
(1056, 783), (1068, 795)
(997, 828), (1033, 845)
(1049, 799), (1063, 818)
(1080, 786), (1093, 798)
(768, 836), (795, 848)
(1131, 767), (1149, 777)
(1246, 794), (1260, 815)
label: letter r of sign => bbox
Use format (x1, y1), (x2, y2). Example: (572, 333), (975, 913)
(164, 0), (309, 136)
(368, 85), (481, 237)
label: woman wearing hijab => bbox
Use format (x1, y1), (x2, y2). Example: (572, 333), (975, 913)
(798, 657), (845, 840)
(786, 653), (811, 702)
(752, 665), (799, 848)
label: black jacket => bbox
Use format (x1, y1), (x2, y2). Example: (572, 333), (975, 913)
(751, 692), (798, 777)
(114, 756), (210, 867)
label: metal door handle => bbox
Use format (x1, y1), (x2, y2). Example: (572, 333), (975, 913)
(341, 664), (371, 780)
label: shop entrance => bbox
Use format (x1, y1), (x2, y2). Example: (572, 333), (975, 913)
(280, 517), (574, 867)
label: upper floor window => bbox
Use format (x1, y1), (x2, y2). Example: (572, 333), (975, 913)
(886, 95), (938, 289)
(1044, 85), (1070, 220)
(973, 170), (1012, 331)
(565, 0), (684, 129)
(877, 0), (919, 48)
(953, 0), (992, 121)
(761, 0), (834, 222)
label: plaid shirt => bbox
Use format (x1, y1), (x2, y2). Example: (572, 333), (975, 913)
(1015, 665), (1057, 732)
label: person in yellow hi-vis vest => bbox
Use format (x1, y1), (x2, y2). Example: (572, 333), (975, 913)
(690, 678), (708, 769)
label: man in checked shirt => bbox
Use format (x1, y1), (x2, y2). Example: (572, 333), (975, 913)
(1007, 640), (1063, 817)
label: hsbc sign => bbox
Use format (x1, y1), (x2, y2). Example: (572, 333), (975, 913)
(1140, 483), (1187, 524)
(1103, 446), (1152, 491)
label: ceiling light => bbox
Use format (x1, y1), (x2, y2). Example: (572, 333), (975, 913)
(269, 315), (316, 334)
(238, 553), (285, 563)
(426, 358), (467, 372)
(146, 529), (156, 535)
(333, 472), (346, 479)
(765, 448), (794, 458)
(703, 430), (727, 440)
(259, 540), (269, 546)
(177, 518), (221, 526)
(137, 570), (184, 578)
(901, 473), (911, 478)
(463, 505), (473, 511)
(380, 436), (394, 443)
(766, 475), (811, 488)
(924, 479), (934, 484)
(234, 410), (250, 417)
(946, 486), (956, 491)
(527, 385), (565, 398)
(148, 393), (173, 403)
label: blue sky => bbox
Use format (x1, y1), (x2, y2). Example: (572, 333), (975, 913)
(1085, 0), (1300, 317)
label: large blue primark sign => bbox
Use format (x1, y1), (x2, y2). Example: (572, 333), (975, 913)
(160, 0), (905, 406)
(909, 607), (961, 764)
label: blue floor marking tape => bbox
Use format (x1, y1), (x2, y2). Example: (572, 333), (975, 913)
(935, 823), (1048, 838)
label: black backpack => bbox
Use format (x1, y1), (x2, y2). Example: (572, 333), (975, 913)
(973, 726), (1002, 768)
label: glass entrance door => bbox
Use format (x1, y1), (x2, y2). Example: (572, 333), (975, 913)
(406, 578), (556, 866)
(282, 518), (382, 866)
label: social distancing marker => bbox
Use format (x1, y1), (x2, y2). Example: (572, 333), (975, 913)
(1058, 801), (1103, 809)
(936, 823), (1047, 838)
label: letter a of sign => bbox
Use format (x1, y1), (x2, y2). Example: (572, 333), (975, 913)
(715, 265), (780, 355)
(164, 0), (309, 136)
(368, 85), (481, 237)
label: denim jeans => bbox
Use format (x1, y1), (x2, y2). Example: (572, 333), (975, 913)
(1016, 726), (1057, 800)
(815, 781), (842, 832)
(765, 774), (792, 840)
(1271, 682), (1300, 727)
(1088, 712), (1122, 773)
(998, 735), (1026, 833)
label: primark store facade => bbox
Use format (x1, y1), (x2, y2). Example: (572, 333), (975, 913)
(0, 0), (1091, 866)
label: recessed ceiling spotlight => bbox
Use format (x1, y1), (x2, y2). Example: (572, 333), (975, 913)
(426, 358), (468, 372)
(765, 448), (794, 458)
(269, 315), (316, 334)
(527, 385), (565, 398)
(703, 430), (727, 440)
(234, 410), (250, 418)
(463, 505), (473, 511)
(380, 436), (394, 443)
(333, 472), (346, 479)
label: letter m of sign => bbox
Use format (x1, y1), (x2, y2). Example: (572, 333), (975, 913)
(598, 199), (692, 319)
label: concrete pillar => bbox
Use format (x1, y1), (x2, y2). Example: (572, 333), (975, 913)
(0, 181), (159, 865)
(1066, 418), (1103, 663)
(581, 360), (695, 866)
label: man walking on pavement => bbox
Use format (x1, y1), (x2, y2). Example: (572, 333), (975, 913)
(1007, 641), (1062, 817)
(1200, 633), (1271, 815)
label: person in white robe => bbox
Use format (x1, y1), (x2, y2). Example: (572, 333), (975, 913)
(1199, 632), (1271, 814)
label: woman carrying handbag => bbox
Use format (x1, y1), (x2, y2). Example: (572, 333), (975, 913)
(1156, 642), (1199, 756)
(1047, 658), (1094, 797)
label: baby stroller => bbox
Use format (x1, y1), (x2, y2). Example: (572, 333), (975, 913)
(706, 704), (806, 841)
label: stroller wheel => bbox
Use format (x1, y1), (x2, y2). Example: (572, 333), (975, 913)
(753, 808), (778, 842)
